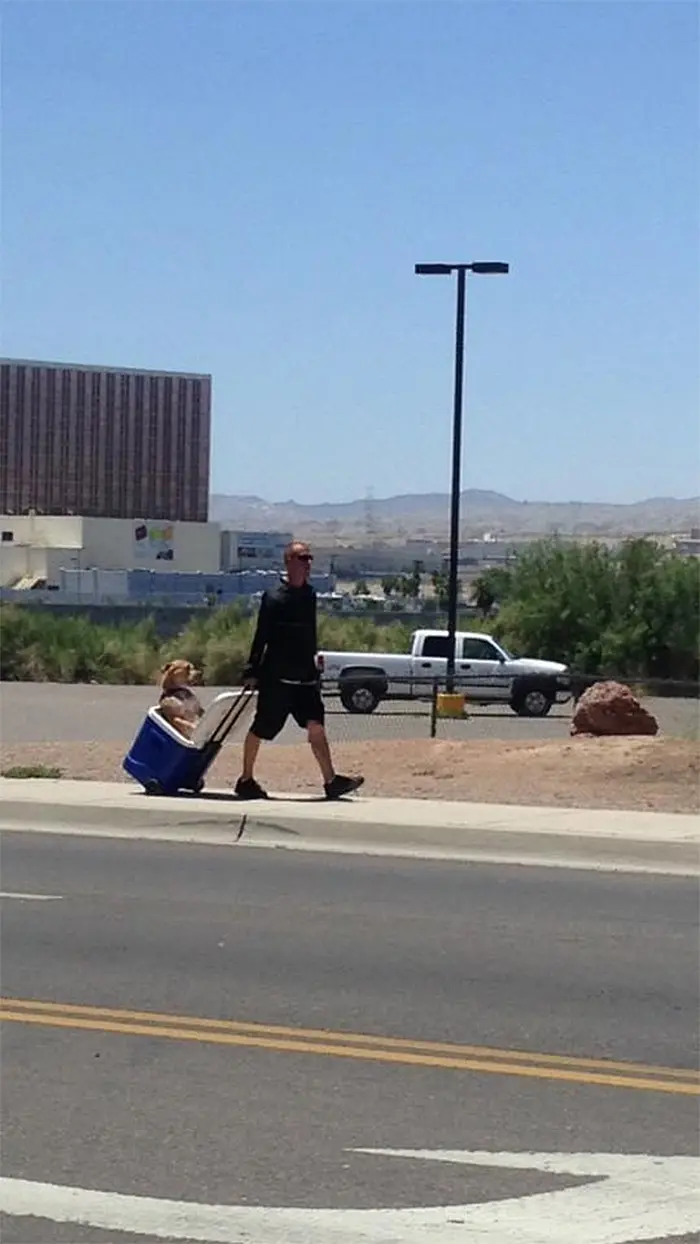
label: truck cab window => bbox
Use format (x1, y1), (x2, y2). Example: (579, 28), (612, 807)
(421, 635), (452, 659)
(462, 637), (502, 661)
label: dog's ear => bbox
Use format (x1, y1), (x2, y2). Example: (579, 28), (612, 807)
(159, 662), (174, 687)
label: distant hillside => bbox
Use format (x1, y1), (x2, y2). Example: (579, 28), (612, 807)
(209, 490), (699, 538)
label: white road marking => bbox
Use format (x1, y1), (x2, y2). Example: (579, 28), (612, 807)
(0, 891), (63, 901)
(356, 1150), (700, 1242)
(1, 1151), (698, 1242)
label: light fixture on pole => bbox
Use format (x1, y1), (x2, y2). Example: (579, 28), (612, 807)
(415, 261), (509, 693)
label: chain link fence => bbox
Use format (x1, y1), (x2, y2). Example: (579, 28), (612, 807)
(318, 672), (699, 744)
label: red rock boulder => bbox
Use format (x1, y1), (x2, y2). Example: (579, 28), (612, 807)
(571, 681), (659, 737)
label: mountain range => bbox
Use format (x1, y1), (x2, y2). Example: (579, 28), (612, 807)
(209, 490), (698, 539)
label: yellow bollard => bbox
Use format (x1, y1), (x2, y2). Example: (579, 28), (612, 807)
(436, 692), (466, 719)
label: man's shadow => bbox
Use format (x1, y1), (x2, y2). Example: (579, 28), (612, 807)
(172, 790), (333, 805)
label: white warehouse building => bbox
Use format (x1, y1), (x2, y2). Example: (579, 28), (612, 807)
(0, 515), (222, 589)
(220, 529), (293, 572)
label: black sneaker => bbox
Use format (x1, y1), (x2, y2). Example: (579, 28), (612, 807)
(324, 774), (364, 800)
(234, 777), (269, 800)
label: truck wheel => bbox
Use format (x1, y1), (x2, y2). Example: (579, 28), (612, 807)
(510, 686), (554, 718)
(340, 683), (380, 714)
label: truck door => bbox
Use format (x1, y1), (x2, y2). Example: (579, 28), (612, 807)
(457, 636), (509, 703)
(412, 633), (450, 697)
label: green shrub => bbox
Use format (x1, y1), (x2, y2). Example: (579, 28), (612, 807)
(493, 538), (700, 680)
(2, 542), (697, 686)
(0, 607), (162, 683)
(1, 764), (63, 779)
(317, 615), (412, 653)
(168, 603), (255, 685)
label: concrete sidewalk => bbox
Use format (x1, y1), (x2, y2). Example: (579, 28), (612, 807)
(0, 778), (697, 874)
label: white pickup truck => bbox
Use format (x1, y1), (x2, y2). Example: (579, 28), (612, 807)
(320, 629), (571, 717)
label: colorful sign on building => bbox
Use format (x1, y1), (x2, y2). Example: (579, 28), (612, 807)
(133, 522), (175, 561)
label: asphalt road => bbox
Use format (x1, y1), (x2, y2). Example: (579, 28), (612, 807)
(1, 832), (698, 1243)
(1, 681), (697, 745)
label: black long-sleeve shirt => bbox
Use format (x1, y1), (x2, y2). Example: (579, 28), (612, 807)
(244, 580), (319, 684)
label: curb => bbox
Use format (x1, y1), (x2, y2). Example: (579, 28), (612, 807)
(238, 816), (700, 874)
(0, 780), (698, 875)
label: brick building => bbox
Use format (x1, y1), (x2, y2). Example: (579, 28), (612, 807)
(0, 358), (211, 521)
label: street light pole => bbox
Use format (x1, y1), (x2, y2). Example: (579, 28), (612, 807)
(446, 266), (466, 692)
(415, 260), (509, 693)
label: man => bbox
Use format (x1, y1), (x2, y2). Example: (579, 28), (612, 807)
(234, 541), (364, 801)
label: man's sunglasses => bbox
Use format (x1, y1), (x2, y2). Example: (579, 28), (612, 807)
(292, 553), (313, 563)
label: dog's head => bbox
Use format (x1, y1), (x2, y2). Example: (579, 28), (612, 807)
(159, 660), (202, 692)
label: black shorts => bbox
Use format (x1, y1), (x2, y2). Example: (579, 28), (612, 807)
(251, 681), (325, 741)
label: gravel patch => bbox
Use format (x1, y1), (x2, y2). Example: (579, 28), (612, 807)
(1, 736), (697, 814)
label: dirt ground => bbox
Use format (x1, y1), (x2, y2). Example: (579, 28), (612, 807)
(1, 735), (698, 814)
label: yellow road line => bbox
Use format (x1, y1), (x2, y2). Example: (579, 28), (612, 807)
(2, 996), (696, 1081)
(0, 1005), (697, 1097)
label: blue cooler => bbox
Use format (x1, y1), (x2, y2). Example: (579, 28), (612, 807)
(123, 690), (255, 796)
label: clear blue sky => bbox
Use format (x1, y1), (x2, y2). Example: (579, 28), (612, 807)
(3, 0), (698, 505)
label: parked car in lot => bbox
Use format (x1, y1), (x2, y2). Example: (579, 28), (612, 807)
(320, 629), (571, 717)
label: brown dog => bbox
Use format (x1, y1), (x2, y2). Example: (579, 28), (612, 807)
(158, 660), (204, 738)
